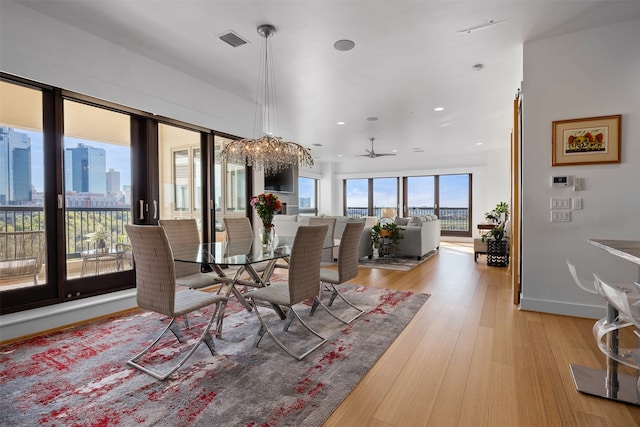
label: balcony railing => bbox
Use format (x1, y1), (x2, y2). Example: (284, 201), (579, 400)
(346, 206), (469, 232)
(1, 207), (132, 259)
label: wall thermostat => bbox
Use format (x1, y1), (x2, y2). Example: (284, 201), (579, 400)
(551, 175), (572, 188)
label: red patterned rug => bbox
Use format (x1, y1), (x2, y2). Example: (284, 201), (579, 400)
(0, 284), (428, 426)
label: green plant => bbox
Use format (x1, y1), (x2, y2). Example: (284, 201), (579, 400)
(83, 224), (110, 247)
(484, 201), (509, 223)
(371, 221), (403, 256)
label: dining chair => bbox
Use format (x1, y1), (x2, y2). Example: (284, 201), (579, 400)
(124, 224), (227, 380)
(244, 224), (328, 360)
(310, 221), (365, 324)
(309, 217), (337, 265)
(566, 258), (598, 294)
(592, 274), (640, 371)
(566, 258), (637, 295)
(223, 216), (271, 275)
(159, 219), (219, 290)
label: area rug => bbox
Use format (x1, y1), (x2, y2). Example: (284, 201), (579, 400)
(358, 249), (437, 271)
(0, 285), (429, 426)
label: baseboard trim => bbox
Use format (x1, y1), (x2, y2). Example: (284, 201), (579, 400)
(519, 296), (605, 319)
(0, 289), (137, 343)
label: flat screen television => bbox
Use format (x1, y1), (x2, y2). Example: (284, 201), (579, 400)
(264, 165), (295, 193)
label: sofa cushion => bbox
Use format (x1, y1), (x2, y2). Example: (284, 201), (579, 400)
(395, 217), (409, 226)
(407, 216), (424, 226)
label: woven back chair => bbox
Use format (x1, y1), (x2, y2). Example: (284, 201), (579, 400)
(159, 219), (218, 290)
(309, 217), (336, 264)
(245, 224), (328, 360)
(0, 231), (46, 285)
(125, 224), (227, 380)
(223, 217), (254, 241)
(310, 221), (365, 323)
(223, 216), (269, 273)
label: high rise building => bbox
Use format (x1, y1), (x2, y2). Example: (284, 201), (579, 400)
(106, 168), (120, 194)
(0, 127), (32, 205)
(65, 143), (106, 194)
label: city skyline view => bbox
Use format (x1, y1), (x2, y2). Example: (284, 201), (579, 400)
(15, 128), (131, 195)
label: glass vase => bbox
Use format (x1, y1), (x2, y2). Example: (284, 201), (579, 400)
(259, 225), (274, 246)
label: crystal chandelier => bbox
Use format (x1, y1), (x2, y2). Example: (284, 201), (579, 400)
(220, 24), (314, 171)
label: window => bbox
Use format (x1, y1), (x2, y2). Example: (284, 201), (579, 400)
(404, 173), (471, 236)
(0, 80), (48, 291)
(344, 179), (369, 217)
(345, 174), (472, 236)
(158, 123), (201, 220)
(344, 178), (398, 219)
(298, 176), (317, 216)
(63, 99), (133, 280)
(373, 178), (398, 218)
(214, 135), (247, 238)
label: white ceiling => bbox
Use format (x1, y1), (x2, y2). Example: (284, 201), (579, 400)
(13, 0), (640, 171)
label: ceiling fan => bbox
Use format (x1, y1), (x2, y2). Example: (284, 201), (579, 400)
(357, 137), (396, 158)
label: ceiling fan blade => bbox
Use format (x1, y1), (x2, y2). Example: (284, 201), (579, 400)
(374, 153), (396, 157)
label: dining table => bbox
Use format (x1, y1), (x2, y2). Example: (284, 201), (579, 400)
(172, 235), (340, 337)
(569, 239), (640, 406)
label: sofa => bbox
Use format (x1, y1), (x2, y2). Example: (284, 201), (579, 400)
(273, 214), (440, 261)
(361, 215), (441, 260)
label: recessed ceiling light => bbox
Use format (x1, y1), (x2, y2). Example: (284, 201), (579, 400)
(334, 39), (355, 51)
(475, 142), (483, 146)
(337, 154), (343, 157)
(434, 107), (444, 112)
(412, 147), (424, 152)
(366, 116), (379, 122)
(472, 63), (484, 71)
(336, 121), (345, 125)
(392, 149), (398, 153)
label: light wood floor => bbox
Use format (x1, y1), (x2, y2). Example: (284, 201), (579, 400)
(324, 241), (640, 427)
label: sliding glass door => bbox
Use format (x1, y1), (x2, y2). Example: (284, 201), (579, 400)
(63, 100), (133, 285)
(0, 80), (50, 304)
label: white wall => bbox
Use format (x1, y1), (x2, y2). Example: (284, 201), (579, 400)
(520, 19), (640, 318)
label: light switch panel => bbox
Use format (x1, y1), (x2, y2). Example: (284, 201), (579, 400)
(550, 198), (571, 209)
(551, 211), (571, 222)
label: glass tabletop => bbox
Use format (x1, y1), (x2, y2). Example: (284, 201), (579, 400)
(172, 236), (340, 266)
(172, 237), (294, 266)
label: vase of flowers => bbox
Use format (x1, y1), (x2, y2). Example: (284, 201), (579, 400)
(250, 192), (282, 245)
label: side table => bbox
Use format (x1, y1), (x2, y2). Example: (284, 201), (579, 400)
(81, 248), (123, 276)
(487, 239), (509, 267)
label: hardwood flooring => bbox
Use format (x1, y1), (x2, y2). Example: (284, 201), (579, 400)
(324, 241), (640, 427)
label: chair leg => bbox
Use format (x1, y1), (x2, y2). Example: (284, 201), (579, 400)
(250, 297), (327, 361)
(127, 301), (223, 381)
(310, 282), (365, 324)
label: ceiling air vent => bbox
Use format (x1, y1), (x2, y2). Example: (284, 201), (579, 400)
(219, 31), (249, 48)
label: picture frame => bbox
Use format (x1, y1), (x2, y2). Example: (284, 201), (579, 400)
(552, 114), (621, 166)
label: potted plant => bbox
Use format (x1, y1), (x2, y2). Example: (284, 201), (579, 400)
(371, 221), (403, 257)
(84, 224), (111, 252)
(484, 201), (509, 224)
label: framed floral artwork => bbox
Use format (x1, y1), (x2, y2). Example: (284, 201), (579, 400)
(552, 114), (621, 166)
